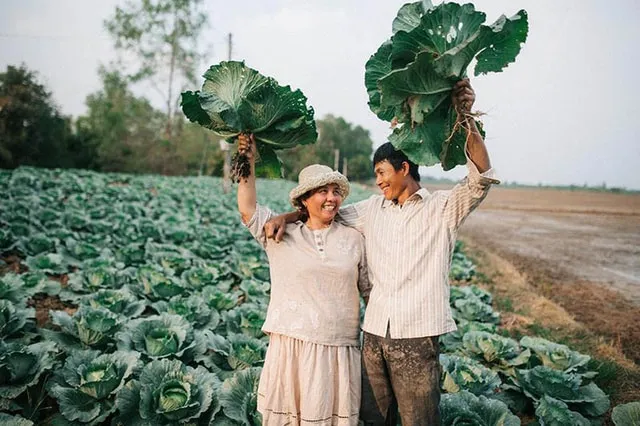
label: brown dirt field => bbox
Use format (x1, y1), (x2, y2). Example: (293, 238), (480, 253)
(427, 184), (640, 365)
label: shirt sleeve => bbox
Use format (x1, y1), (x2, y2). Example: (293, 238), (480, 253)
(244, 204), (274, 248)
(442, 153), (500, 231)
(336, 196), (374, 234)
(356, 235), (371, 300)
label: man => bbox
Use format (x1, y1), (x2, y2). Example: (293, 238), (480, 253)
(265, 79), (498, 425)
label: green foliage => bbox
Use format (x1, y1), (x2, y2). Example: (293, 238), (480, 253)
(48, 350), (140, 425)
(182, 61), (317, 178)
(440, 354), (501, 396)
(612, 401), (640, 426)
(440, 390), (521, 425)
(365, 2), (528, 170)
(279, 114), (375, 181)
(113, 358), (220, 426)
(104, 0), (209, 142)
(0, 168), (613, 424)
(0, 65), (97, 170)
(116, 314), (206, 362)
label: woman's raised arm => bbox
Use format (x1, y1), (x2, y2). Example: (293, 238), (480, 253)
(237, 134), (257, 224)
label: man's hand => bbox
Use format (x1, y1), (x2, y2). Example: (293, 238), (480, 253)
(264, 215), (287, 243)
(452, 78), (475, 114)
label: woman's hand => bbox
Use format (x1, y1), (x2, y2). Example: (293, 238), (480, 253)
(237, 133), (256, 161)
(452, 78), (475, 114)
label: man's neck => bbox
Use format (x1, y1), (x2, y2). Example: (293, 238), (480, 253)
(395, 180), (421, 205)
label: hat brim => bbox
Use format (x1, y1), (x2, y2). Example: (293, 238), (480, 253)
(289, 172), (350, 209)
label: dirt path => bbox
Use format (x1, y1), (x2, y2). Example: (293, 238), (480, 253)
(449, 186), (640, 364)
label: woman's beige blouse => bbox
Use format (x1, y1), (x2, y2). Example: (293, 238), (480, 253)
(245, 204), (370, 346)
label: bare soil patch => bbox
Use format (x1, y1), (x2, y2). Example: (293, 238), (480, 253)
(436, 185), (640, 363)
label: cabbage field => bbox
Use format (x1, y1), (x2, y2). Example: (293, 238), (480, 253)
(0, 167), (619, 425)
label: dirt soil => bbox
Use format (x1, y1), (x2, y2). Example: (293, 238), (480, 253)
(432, 184), (640, 364)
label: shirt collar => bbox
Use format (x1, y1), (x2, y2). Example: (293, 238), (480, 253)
(381, 187), (429, 208)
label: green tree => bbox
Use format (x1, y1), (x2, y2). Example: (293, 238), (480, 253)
(78, 67), (166, 173)
(104, 0), (209, 142)
(281, 115), (374, 181)
(0, 64), (90, 169)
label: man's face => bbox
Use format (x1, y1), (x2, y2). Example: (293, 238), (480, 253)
(374, 160), (406, 201)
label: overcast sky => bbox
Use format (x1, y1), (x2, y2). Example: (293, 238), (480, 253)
(1, 0), (639, 189)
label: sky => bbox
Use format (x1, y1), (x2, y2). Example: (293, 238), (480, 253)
(1, 0), (640, 189)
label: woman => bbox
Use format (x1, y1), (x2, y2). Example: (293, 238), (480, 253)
(236, 134), (370, 426)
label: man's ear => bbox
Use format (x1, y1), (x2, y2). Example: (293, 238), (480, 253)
(401, 161), (410, 177)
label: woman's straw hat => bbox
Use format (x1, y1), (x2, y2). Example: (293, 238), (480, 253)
(289, 164), (350, 209)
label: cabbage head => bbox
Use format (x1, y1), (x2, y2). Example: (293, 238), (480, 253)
(48, 350), (140, 425)
(520, 336), (593, 377)
(116, 314), (206, 362)
(197, 333), (266, 380)
(0, 274), (27, 304)
(452, 298), (500, 324)
(135, 266), (188, 301)
(181, 61), (317, 179)
(440, 390), (520, 426)
(223, 303), (267, 339)
(152, 294), (221, 330)
(44, 306), (122, 351)
(201, 287), (241, 312)
(365, 1), (528, 170)
(440, 354), (501, 396)
(84, 289), (146, 319)
(114, 358), (220, 426)
(462, 331), (530, 375)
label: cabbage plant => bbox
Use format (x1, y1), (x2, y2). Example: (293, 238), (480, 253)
(223, 303), (267, 339)
(462, 331), (530, 374)
(114, 358), (220, 426)
(440, 318), (496, 352)
(520, 336), (593, 377)
(440, 354), (501, 396)
(181, 61), (317, 180)
(0, 274), (27, 305)
(453, 298), (500, 324)
(440, 390), (520, 426)
(44, 306), (122, 351)
(116, 314), (206, 362)
(152, 294), (221, 330)
(201, 287), (241, 312)
(366, 1), (528, 170)
(0, 300), (35, 341)
(48, 350), (140, 425)
(198, 333), (266, 380)
(23, 253), (67, 275)
(134, 266), (188, 301)
(515, 366), (610, 419)
(0, 341), (57, 400)
(84, 289), (146, 319)
(218, 367), (262, 426)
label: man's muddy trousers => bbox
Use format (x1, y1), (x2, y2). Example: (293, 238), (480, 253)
(359, 329), (441, 426)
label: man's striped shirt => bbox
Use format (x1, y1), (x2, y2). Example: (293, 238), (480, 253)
(338, 162), (498, 338)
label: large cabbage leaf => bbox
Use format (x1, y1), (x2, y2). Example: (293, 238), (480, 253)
(365, 2), (528, 170)
(612, 401), (640, 426)
(181, 61), (317, 178)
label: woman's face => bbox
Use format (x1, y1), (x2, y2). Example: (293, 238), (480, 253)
(302, 183), (344, 223)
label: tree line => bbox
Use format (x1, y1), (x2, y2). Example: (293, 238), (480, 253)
(0, 0), (374, 181)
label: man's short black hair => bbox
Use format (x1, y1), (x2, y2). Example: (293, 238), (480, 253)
(373, 142), (420, 182)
